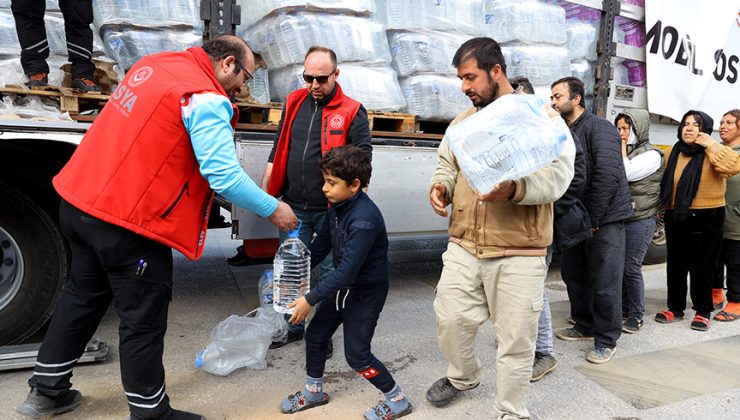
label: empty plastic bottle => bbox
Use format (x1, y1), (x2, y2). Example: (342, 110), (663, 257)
(273, 229), (310, 314)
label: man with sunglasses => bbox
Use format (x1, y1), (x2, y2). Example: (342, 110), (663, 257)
(254, 46), (372, 351)
(16, 35), (297, 420)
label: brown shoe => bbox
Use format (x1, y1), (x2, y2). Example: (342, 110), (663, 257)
(71, 77), (102, 93)
(25, 72), (48, 88)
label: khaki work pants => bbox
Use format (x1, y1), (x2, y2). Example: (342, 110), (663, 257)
(434, 243), (546, 419)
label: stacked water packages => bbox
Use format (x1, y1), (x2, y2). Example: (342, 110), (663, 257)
(239, 1), (405, 112)
(0, 1), (105, 86)
(92, 0), (202, 72)
(480, 0), (570, 96)
(446, 94), (569, 194)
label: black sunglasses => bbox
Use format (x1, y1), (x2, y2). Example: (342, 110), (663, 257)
(302, 71), (334, 84)
(234, 58), (253, 85)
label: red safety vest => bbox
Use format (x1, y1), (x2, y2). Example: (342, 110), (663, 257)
(267, 83), (361, 197)
(53, 47), (238, 260)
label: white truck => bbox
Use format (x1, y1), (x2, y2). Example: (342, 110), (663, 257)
(0, 0), (691, 345)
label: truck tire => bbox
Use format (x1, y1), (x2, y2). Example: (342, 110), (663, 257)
(0, 183), (67, 345)
(643, 212), (667, 265)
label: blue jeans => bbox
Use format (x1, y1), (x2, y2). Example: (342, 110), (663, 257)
(536, 247), (554, 355)
(622, 217), (655, 319)
(279, 208), (334, 334)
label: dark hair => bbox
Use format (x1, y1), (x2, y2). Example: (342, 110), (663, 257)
(202, 36), (249, 63)
(319, 145), (371, 189)
(305, 46), (337, 67)
(614, 113), (633, 127)
(551, 76), (585, 107)
(452, 37), (507, 74)
(509, 76), (534, 94)
(724, 109), (740, 129)
(682, 111), (704, 129)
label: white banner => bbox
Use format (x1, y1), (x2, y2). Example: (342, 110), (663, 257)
(645, 1), (740, 130)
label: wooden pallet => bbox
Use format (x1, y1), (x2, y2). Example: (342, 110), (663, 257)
(367, 111), (416, 133)
(0, 84), (108, 115)
(415, 118), (451, 136)
(234, 101), (283, 125)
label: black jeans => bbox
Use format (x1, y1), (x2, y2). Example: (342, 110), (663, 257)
(561, 221), (625, 349)
(719, 238), (740, 303)
(664, 208), (724, 316)
(11, 0), (95, 78)
(30, 200), (174, 419)
(304, 284), (396, 394)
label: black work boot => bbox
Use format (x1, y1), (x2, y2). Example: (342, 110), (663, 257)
(425, 377), (477, 407)
(16, 387), (82, 418)
(71, 77), (102, 93)
(25, 73), (48, 88)
(129, 408), (206, 420)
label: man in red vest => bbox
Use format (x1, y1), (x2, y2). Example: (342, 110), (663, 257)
(255, 46), (372, 350)
(16, 36), (297, 420)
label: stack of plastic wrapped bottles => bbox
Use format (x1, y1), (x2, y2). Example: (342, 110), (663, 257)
(238, 1), (405, 112)
(0, 0), (107, 86)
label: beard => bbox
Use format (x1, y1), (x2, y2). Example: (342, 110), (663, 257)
(465, 73), (499, 108)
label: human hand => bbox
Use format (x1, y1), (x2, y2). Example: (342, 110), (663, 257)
(268, 201), (299, 232)
(695, 132), (716, 148)
(429, 184), (449, 217)
(287, 297), (312, 324)
(478, 180), (515, 203)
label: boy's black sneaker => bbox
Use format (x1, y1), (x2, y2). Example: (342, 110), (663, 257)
(25, 73), (48, 88)
(16, 387), (82, 418)
(269, 330), (304, 349)
(71, 77), (102, 93)
(622, 317), (643, 334)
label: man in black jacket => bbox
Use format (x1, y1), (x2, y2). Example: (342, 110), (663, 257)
(550, 77), (632, 364)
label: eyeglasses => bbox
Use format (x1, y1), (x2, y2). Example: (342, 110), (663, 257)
(302, 71), (335, 84)
(234, 58), (253, 85)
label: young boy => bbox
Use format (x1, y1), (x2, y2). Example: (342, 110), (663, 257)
(279, 145), (412, 419)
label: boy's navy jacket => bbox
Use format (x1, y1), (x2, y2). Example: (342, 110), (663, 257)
(305, 191), (389, 306)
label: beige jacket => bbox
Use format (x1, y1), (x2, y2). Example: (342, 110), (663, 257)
(430, 104), (576, 258)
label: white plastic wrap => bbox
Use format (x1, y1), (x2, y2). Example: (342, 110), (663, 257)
(565, 20), (598, 61)
(0, 95), (73, 121)
(270, 64), (406, 112)
(400, 75), (469, 121)
(239, 0), (376, 29)
(246, 67), (271, 104)
(570, 59), (595, 96)
(0, 9), (20, 57)
(243, 13), (390, 69)
(388, 30), (470, 77)
(376, 0), (484, 35)
(481, 0), (566, 45)
(446, 94), (568, 194)
(100, 25), (201, 71)
(502, 44), (570, 86)
(0, 57), (67, 86)
(93, 0), (200, 29)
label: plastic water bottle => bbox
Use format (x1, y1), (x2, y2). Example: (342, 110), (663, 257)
(273, 229), (310, 314)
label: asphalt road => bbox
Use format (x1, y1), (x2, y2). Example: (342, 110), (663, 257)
(1, 227), (739, 419)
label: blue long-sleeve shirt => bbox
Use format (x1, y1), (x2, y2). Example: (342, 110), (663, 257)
(305, 191), (389, 306)
(181, 92), (277, 217)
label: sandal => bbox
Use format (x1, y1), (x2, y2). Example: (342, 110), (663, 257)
(363, 400), (413, 420)
(280, 391), (330, 414)
(714, 310), (739, 322)
(654, 310), (684, 324)
(690, 314), (710, 331)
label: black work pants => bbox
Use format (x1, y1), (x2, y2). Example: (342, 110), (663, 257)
(665, 208), (724, 315)
(11, 0), (95, 78)
(720, 238), (740, 303)
(304, 284), (396, 394)
(561, 221), (625, 349)
(29, 200), (174, 419)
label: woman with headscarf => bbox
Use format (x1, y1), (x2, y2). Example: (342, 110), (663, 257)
(655, 110), (740, 331)
(614, 109), (663, 334)
(714, 109), (740, 322)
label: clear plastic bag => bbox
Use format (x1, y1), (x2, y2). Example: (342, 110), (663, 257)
(502, 44), (570, 86)
(270, 64), (406, 112)
(376, 0), (484, 35)
(194, 308), (285, 376)
(239, 0), (376, 29)
(400, 75), (469, 120)
(242, 12), (390, 69)
(445, 94), (569, 194)
(93, 0), (200, 28)
(481, 0), (566, 45)
(388, 30), (470, 77)
(99, 25), (201, 71)
(0, 95), (73, 121)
